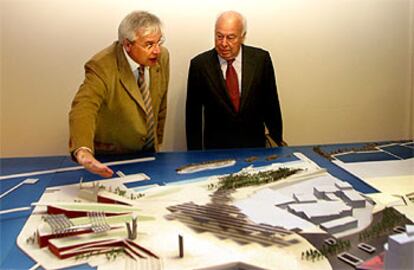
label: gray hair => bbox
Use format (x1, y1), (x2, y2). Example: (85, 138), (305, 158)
(118, 11), (162, 42)
(216, 11), (247, 36)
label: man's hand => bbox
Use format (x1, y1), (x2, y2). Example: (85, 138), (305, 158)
(76, 149), (114, 178)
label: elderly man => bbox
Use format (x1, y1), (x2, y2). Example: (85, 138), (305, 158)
(69, 11), (169, 177)
(186, 11), (285, 150)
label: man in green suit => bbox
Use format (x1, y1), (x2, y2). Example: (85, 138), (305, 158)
(69, 11), (169, 178)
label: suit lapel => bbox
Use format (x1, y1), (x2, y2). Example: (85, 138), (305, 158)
(116, 43), (147, 112)
(205, 50), (227, 92)
(149, 63), (161, 101)
(204, 49), (238, 114)
(240, 45), (254, 111)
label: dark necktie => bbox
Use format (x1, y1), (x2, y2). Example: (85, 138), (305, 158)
(225, 59), (240, 112)
(138, 66), (155, 149)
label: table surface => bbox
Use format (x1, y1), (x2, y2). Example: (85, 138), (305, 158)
(1, 143), (399, 270)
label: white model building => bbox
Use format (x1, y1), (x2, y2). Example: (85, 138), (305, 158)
(320, 216), (358, 234)
(384, 225), (414, 270)
(324, 193), (340, 201)
(313, 185), (340, 200)
(335, 181), (353, 190)
(287, 201), (352, 223)
(293, 192), (317, 203)
(338, 189), (366, 208)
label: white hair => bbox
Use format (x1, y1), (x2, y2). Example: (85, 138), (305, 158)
(216, 11), (247, 36)
(118, 11), (163, 42)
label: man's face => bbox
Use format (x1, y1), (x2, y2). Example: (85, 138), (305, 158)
(124, 29), (163, 67)
(215, 17), (245, 61)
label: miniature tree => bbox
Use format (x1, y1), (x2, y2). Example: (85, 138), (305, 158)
(214, 167), (302, 191)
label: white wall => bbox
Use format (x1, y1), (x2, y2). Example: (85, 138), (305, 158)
(1, 0), (413, 157)
(410, 0), (414, 138)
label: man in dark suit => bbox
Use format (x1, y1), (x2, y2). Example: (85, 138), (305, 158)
(186, 11), (285, 150)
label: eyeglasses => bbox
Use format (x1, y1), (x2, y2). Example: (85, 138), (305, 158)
(134, 36), (166, 51)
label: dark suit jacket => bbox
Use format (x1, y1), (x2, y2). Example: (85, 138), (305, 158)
(186, 45), (283, 150)
(69, 42), (169, 155)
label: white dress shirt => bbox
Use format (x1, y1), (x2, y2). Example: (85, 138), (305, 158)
(218, 49), (242, 94)
(123, 47), (149, 85)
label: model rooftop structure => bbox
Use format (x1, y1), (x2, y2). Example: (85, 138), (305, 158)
(324, 193), (340, 201)
(293, 193), (317, 203)
(314, 185), (340, 199)
(33, 202), (140, 218)
(287, 201), (352, 223)
(320, 216), (358, 234)
(339, 189), (366, 208)
(335, 181), (353, 190)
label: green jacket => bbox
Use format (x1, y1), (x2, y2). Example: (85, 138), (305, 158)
(69, 42), (169, 154)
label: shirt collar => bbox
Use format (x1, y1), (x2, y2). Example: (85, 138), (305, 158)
(218, 47), (242, 66)
(122, 46), (142, 72)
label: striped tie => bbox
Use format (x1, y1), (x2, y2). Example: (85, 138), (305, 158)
(138, 66), (155, 150)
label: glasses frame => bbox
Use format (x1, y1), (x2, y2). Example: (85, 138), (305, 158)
(131, 36), (166, 51)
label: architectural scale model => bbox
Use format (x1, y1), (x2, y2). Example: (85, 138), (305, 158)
(176, 159), (236, 174)
(313, 143), (380, 160)
(0, 178), (39, 199)
(15, 147), (414, 270)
